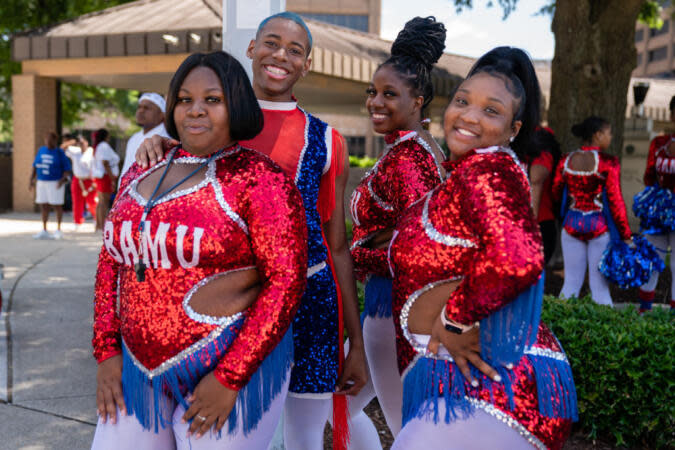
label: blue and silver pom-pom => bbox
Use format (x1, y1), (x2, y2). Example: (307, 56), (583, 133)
(599, 235), (665, 289)
(633, 186), (675, 234)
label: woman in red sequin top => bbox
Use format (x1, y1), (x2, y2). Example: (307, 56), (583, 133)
(637, 96), (675, 313)
(91, 52), (307, 450)
(349, 16), (447, 436)
(551, 116), (632, 306)
(388, 47), (577, 450)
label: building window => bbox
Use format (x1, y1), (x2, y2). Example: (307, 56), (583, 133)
(300, 14), (369, 32)
(345, 136), (366, 156)
(636, 29), (644, 42)
(649, 20), (669, 37)
(648, 46), (667, 62)
(637, 52), (642, 66)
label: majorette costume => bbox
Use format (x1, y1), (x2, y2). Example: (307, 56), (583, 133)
(92, 145), (307, 435)
(634, 134), (675, 311)
(389, 147), (577, 450)
(349, 130), (445, 434)
(240, 100), (351, 444)
(350, 130), (446, 317)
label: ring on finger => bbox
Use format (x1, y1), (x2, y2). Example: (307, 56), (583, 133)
(196, 414), (207, 422)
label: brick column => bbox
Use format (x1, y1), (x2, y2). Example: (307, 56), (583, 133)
(12, 74), (58, 211)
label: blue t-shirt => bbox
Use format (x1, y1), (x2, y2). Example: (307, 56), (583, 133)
(32, 146), (72, 181)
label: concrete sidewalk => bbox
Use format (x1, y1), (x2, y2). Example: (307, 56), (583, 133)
(0, 212), (100, 449)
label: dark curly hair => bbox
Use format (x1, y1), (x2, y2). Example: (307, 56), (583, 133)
(571, 116), (609, 143)
(379, 16), (446, 114)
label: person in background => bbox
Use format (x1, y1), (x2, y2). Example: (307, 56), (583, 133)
(635, 95), (675, 313)
(118, 93), (169, 185)
(527, 126), (561, 264)
(92, 128), (120, 231)
(64, 134), (97, 230)
(552, 116), (632, 306)
(29, 131), (72, 239)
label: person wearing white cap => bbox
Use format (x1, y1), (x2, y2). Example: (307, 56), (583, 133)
(118, 92), (170, 185)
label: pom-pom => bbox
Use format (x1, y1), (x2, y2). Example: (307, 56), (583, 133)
(633, 185), (675, 234)
(598, 235), (665, 289)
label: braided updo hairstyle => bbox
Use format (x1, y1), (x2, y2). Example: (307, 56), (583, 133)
(380, 16), (446, 115)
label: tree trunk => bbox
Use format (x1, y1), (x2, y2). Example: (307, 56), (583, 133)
(549, 0), (645, 157)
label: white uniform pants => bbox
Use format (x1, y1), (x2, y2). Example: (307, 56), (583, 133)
(559, 230), (613, 306)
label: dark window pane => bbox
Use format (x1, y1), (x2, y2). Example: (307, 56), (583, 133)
(300, 13), (369, 32)
(636, 29), (644, 42)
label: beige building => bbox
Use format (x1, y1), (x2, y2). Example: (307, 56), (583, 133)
(634, 7), (675, 78)
(289, 0), (381, 34)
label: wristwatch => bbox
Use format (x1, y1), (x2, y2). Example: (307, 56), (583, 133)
(440, 310), (478, 334)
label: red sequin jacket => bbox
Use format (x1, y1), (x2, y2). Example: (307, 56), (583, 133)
(644, 134), (675, 191)
(92, 146), (307, 391)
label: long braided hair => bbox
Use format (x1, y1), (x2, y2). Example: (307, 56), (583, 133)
(379, 16), (446, 116)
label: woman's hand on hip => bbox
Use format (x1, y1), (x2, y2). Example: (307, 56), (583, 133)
(182, 372), (238, 438)
(96, 354), (126, 424)
(427, 314), (501, 385)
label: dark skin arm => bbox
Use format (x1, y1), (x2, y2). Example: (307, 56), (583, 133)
(326, 148), (368, 396)
(29, 167), (37, 190)
(529, 163), (550, 218)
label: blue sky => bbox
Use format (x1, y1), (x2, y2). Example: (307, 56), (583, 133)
(380, 0), (555, 60)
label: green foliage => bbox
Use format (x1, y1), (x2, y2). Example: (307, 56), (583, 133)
(542, 296), (674, 449)
(0, 0), (136, 140)
(638, 1), (665, 29)
(349, 155), (377, 168)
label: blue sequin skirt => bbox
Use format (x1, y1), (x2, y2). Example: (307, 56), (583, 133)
(121, 317), (293, 435)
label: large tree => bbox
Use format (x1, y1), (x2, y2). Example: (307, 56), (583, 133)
(452, 0), (662, 157)
(0, 0), (136, 140)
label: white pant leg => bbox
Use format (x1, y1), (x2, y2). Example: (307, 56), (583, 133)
(172, 369), (290, 450)
(363, 315), (402, 436)
(668, 232), (675, 300)
(642, 234), (668, 291)
(91, 407), (176, 450)
(392, 404), (532, 450)
(560, 229), (588, 299)
(283, 395), (332, 450)
(587, 233), (613, 306)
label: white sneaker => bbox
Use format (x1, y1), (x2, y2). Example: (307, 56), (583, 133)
(51, 230), (64, 240)
(32, 230), (52, 240)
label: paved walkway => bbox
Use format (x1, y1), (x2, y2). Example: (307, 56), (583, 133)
(0, 212), (100, 449)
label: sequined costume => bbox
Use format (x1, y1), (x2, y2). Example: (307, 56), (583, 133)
(240, 99), (346, 395)
(92, 145), (308, 432)
(551, 146), (631, 242)
(389, 147), (577, 450)
(350, 130), (445, 283)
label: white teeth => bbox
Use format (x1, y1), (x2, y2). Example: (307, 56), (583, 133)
(457, 128), (477, 137)
(265, 65), (288, 75)
(371, 113), (387, 120)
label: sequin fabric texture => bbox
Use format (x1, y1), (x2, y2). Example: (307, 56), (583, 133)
(92, 146), (308, 391)
(644, 134), (675, 190)
(551, 146), (631, 241)
(389, 148), (572, 448)
(350, 130), (445, 280)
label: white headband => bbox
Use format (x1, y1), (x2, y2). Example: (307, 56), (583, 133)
(139, 93), (166, 113)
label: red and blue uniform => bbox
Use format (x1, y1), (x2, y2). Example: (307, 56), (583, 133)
(93, 145), (307, 432)
(389, 147), (577, 450)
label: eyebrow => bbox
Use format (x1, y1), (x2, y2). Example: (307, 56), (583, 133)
(457, 88), (506, 106)
(178, 87), (223, 93)
(263, 32), (306, 51)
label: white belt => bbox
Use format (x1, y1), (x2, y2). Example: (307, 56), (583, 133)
(307, 261), (326, 277)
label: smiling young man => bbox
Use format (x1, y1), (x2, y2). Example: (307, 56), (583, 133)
(136, 12), (374, 450)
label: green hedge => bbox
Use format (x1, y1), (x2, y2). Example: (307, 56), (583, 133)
(542, 296), (674, 448)
(349, 155), (377, 168)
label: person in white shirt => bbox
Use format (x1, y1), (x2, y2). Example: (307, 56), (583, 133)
(92, 128), (120, 231)
(118, 92), (169, 185)
(64, 135), (97, 228)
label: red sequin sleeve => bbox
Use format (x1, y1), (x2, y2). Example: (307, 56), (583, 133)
(445, 155), (544, 324)
(214, 164), (308, 390)
(352, 143), (442, 278)
(550, 155), (567, 204)
(644, 137), (662, 186)
(92, 245), (123, 363)
(603, 155), (632, 240)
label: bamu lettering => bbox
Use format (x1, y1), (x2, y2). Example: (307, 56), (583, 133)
(104, 220), (204, 269)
